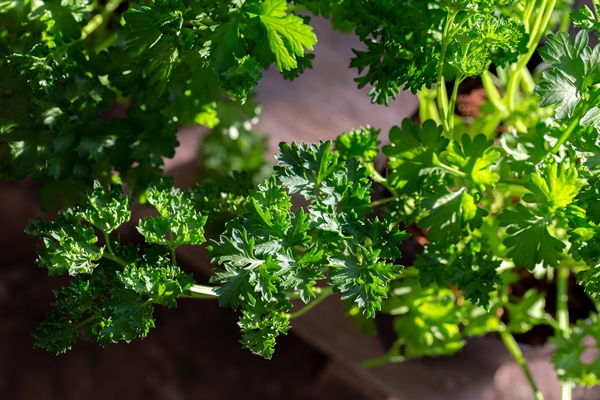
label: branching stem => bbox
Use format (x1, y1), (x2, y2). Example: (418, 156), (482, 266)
(505, 0), (556, 112)
(102, 232), (127, 267)
(363, 162), (399, 198)
(498, 323), (544, 400)
(81, 0), (123, 41)
(447, 73), (464, 135)
(557, 265), (573, 400)
(371, 196), (396, 207)
(286, 287), (333, 319)
(180, 284), (219, 299)
(436, 162), (467, 178)
(437, 11), (457, 135)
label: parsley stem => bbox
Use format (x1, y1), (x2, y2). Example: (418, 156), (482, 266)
(480, 71), (508, 138)
(180, 284), (219, 299)
(436, 162), (467, 178)
(482, 71), (506, 112)
(437, 11), (457, 135)
(523, 0), (536, 32)
(286, 287), (333, 319)
(557, 265), (573, 400)
(497, 179), (524, 186)
(447, 73), (465, 136)
(102, 251), (127, 267)
(505, 0), (556, 113)
(102, 232), (127, 267)
(361, 339), (405, 368)
(363, 162), (399, 198)
(498, 323), (544, 400)
(552, 88), (600, 153)
(520, 67), (536, 95)
(81, 0), (123, 41)
(481, 109), (506, 139)
(168, 231), (177, 266)
(370, 196), (396, 207)
(417, 87), (442, 126)
(551, 114), (581, 153)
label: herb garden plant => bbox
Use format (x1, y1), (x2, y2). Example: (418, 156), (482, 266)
(4, 0), (600, 398)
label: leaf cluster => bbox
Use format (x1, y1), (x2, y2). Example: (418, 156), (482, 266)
(0, 0), (315, 208)
(298, 0), (527, 104)
(208, 140), (408, 357)
(27, 181), (207, 353)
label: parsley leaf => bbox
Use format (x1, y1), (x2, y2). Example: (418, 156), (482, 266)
(79, 182), (132, 234)
(498, 203), (565, 270)
(330, 246), (401, 318)
(382, 279), (464, 359)
(498, 160), (580, 270)
(26, 214), (103, 276)
(335, 126), (380, 163)
(571, 4), (600, 32)
(535, 31), (600, 120)
(383, 119), (449, 194)
(246, 0), (317, 71)
(209, 141), (408, 357)
(444, 134), (500, 191)
(551, 313), (600, 387)
(137, 183), (207, 248)
(29, 182), (200, 353)
(523, 161), (581, 212)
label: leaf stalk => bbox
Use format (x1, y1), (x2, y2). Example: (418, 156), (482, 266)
(557, 265), (573, 400)
(498, 323), (544, 400)
(286, 287), (333, 319)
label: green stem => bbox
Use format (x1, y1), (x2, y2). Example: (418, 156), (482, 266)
(417, 86), (443, 125)
(394, 266), (420, 280)
(552, 88), (600, 152)
(72, 315), (97, 332)
(447, 73), (464, 136)
(364, 162), (399, 198)
(168, 231), (177, 266)
(504, 0), (556, 113)
(180, 284), (219, 299)
(497, 179), (525, 186)
(551, 115), (581, 153)
(557, 265), (573, 400)
(520, 67), (536, 95)
(481, 71), (507, 114)
(171, 247), (177, 265)
(102, 232), (128, 267)
(436, 162), (467, 178)
(94, 33), (119, 53)
(286, 287), (333, 319)
(81, 0), (123, 41)
(480, 69), (508, 138)
(523, 0), (536, 32)
(498, 324), (544, 400)
(362, 340), (405, 368)
(371, 196), (396, 207)
(437, 12), (457, 135)
(481, 108), (507, 138)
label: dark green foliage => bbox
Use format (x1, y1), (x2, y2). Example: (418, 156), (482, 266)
(28, 183), (201, 353)
(0, 0), (316, 208)
(209, 141), (408, 357)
